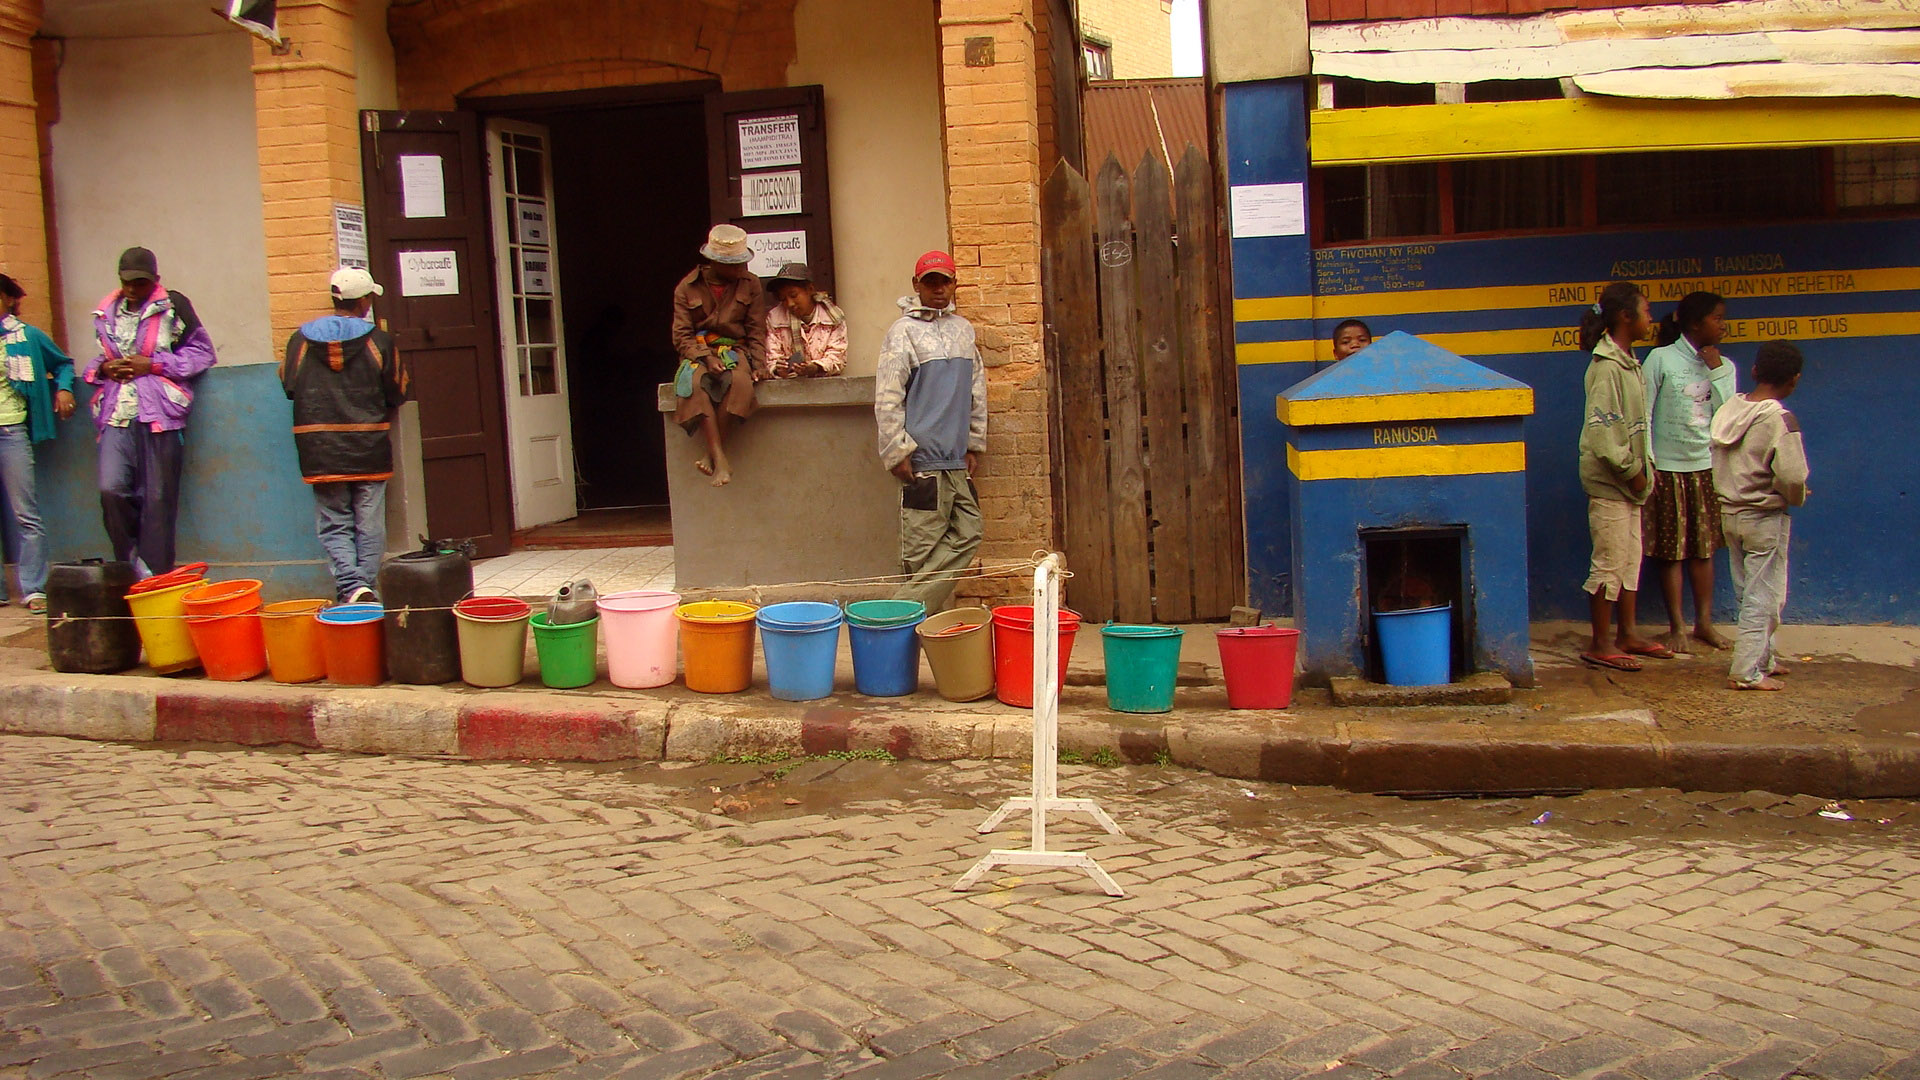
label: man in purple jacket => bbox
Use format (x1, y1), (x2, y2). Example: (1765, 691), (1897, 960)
(82, 247), (217, 576)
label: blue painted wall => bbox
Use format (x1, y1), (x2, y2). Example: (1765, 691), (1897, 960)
(1304, 221), (1919, 624)
(26, 363), (334, 601)
(1221, 77), (1920, 625)
(1223, 79), (1314, 613)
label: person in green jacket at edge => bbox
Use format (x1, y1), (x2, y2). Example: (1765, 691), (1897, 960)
(0, 273), (77, 613)
(1577, 280), (1673, 672)
(1642, 291), (1738, 656)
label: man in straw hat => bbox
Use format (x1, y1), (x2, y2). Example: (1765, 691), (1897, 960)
(281, 267), (406, 603)
(671, 224), (769, 486)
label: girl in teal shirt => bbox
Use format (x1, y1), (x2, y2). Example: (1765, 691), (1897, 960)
(1643, 291), (1737, 655)
(0, 273), (77, 612)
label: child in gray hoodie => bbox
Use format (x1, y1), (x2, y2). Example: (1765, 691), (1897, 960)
(1711, 342), (1809, 691)
(875, 251), (987, 610)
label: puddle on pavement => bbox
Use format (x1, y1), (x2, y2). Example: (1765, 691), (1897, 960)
(546, 754), (1920, 846)
(1856, 687), (1920, 737)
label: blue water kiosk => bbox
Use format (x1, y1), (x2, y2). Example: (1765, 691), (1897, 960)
(1276, 332), (1536, 688)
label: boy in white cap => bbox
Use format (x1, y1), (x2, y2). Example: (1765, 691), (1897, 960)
(280, 267), (406, 602)
(671, 223), (768, 486)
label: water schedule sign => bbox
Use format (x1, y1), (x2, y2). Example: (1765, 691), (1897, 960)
(399, 250), (460, 296)
(738, 115), (802, 170)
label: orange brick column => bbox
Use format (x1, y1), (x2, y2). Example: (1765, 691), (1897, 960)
(0, 0), (49, 308)
(252, 0), (362, 344)
(940, 0), (1053, 600)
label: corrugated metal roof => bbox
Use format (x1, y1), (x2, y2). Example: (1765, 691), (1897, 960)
(1082, 78), (1209, 176)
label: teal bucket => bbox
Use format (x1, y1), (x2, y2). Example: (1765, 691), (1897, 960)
(1100, 623), (1185, 714)
(846, 600), (925, 697)
(1375, 603), (1452, 686)
(757, 602), (844, 701)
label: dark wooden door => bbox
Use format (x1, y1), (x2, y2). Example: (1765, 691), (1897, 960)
(705, 86), (835, 294)
(360, 109), (514, 557)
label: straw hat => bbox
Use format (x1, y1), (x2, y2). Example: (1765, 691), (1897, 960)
(700, 224), (754, 265)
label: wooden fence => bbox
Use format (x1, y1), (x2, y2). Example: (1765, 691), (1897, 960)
(1043, 147), (1244, 624)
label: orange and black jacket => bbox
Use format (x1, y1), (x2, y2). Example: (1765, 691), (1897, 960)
(280, 317), (407, 484)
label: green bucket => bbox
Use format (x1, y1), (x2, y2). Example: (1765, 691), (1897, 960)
(531, 612), (599, 689)
(845, 599), (926, 628)
(1100, 623), (1185, 714)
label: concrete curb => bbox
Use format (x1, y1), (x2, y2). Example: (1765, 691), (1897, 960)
(3, 670), (1917, 798)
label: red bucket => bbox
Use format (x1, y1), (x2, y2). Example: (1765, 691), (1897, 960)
(185, 612), (268, 681)
(990, 605), (1080, 708)
(1217, 625), (1300, 709)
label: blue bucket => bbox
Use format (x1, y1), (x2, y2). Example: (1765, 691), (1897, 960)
(1374, 603), (1452, 686)
(757, 603), (844, 701)
(847, 601), (925, 697)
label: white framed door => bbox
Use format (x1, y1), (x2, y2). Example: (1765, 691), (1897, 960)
(486, 118), (577, 528)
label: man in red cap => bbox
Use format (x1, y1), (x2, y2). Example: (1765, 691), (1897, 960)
(874, 250), (986, 609)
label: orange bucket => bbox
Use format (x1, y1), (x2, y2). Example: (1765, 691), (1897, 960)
(185, 612), (267, 681)
(676, 601), (758, 694)
(316, 603), (385, 685)
(261, 599), (329, 684)
(182, 578), (264, 617)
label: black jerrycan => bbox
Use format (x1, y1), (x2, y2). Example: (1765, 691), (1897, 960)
(46, 559), (141, 674)
(377, 537), (474, 684)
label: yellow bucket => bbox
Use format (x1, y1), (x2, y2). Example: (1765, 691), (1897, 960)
(125, 579), (203, 674)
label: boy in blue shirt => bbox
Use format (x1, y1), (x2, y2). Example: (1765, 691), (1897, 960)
(874, 251), (986, 610)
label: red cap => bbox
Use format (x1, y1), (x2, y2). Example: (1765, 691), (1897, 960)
(913, 250), (958, 282)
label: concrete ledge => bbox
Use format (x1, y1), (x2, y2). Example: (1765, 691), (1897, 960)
(1329, 672), (1513, 707)
(3, 671), (1918, 798)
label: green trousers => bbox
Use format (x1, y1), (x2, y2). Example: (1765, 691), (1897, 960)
(893, 469), (982, 611)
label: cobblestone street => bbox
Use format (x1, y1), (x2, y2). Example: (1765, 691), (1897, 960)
(2, 734), (1918, 1080)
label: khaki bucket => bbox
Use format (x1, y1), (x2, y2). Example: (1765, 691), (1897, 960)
(916, 606), (994, 702)
(455, 596), (531, 688)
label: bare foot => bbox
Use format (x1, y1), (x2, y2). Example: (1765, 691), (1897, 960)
(695, 454), (715, 477)
(1662, 630), (1694, 656)
(1729, 676), (1785, 691)
(1692, 627), (1733, 651)
(709, 461), (733, 487)
(1769, 662), (1790, 677)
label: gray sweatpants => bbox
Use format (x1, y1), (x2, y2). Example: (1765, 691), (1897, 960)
(893, 469), (982, 612)
(1723, 507), (1790, 686)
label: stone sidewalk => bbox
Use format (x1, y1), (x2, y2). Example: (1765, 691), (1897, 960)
(2, 609), (1917, 797)
(1, 736), (1918, 1080)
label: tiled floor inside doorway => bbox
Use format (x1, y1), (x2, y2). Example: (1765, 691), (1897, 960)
(470, 546), (675, 599)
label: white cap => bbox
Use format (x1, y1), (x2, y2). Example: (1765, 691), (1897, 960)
(330, 266), (384, 300)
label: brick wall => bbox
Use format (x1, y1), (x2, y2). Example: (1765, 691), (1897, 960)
(1078, 0), (1173, 80)
(388, 0), (799, 107)
(0, 0), (47, 314)
(1309, 0), (1740, 19)
(940, 0), (1054, 601)
(252, 0), (362, 347)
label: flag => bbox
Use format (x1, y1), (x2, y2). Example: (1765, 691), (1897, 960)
(220, 0), (279, 45)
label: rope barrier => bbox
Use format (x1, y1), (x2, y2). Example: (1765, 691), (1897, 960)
(43, 552), (1065, 629)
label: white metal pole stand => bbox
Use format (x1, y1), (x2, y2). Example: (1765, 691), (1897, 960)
(954, 553), (1125, 897)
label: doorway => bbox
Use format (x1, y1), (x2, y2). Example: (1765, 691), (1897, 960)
(480, 91), (712, 528)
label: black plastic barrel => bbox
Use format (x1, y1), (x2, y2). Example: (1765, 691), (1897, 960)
(376, 540), (473, 684)
(46, 559), (141, 674)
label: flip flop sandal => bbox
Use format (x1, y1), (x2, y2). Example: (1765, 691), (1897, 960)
(1624, 643), (1677, 660)
(1581, 652), (1643, 672)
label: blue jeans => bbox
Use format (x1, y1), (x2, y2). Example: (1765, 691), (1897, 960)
(312, 480), (386, 599)
(0, 423), (45, 599)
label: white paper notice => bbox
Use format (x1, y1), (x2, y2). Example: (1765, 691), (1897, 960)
(519, 249), (553, 296)
(745, 230), (807, 279)
(740, 170), (802, 217)
(399, 250), (460, 296)
(1230, 182), (1306, 238)
(738, 115), (802, 170)
(333, 203), (369, 269)
(399, 155), (447, 219)
(516, 200), (549, 245)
